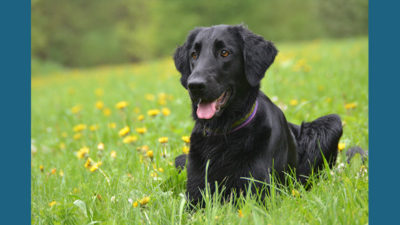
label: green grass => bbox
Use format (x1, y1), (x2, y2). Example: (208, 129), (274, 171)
(31, 37), (368, 224)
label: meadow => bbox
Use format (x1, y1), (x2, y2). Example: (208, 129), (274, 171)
(31, 38), (368, 224)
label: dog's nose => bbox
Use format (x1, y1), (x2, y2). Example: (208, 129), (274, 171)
(188, 80), (206, 93)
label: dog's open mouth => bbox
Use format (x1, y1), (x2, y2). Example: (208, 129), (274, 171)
(196, 90), (231, 119)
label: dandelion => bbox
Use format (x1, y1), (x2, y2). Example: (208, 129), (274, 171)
(119, 126), (130, 137)
(103, 108), (111, 116)
(116, 101), (128, 109)
(76, 147), (89, 159)
(51, 168), (57, 175)
(95, 101), (104, 110)
(95, 88), (104, 97)
(325, 97), (332, 103)
(39, 165), (44, 172)
(291, 189), (300, 197)
(110, 151), (117, 159)
(139, 196), (150, 205)
(90, 124), (99, 131)
(147, 109), (160, 117)
(73, 124), (87, 132)
(145, 94), (155, 101)
(132, 201), (139, 208)
(238, 209), (244, 218)
(136, 127), (147, 134)
(289, 99), (298, 106)
(90, 161), (102, 172)
(71, 105), (82, 114)
(158, 137), (168, 144)
(182, 136), (190, 143)
(338, 143), (346, 152)
(133, 107), (141, 114)
(158, 168), (164, 173)
(137, 114), (145, 121)
(108, 122), (116, 129)
(59, 142), (66, 150)
(182, 146), (190, 154)
(345, 102), (357, 110)
(150, 171), (158, 177)
(146, 150), (154, 159)
(123, 135), (138, 144)
(49, 201), (57, 207)
(97, 142), (105, 150)
(73, 133), (82, 140)
(59, 170), (64, 177)
(161, 107), (171, 116)
(137, 145), (149, 152)
(84, 158), (93, 168)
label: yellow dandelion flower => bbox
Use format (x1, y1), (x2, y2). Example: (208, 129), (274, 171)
(338, 143), (346, 152)
(95, 101), (104, 110)
(158, 168), (164, 173)
(137, 114), (145, 121)
(182, 146), (190, 154)
(147, 109), (160, 117)
(110, 150), (117, 158)
(132, 201), (139, 208)
(136, 127), (147, 134)
(158, 98), (167, 106)
(291, 189), (300, 197)
(161, 107), (171, 116)
(182, 136), (190, 143)
(76, 147), (89, 159)
(123, 135), (138, 144)
(145, 94), (155, 101)
(49, 201), (57, 207)
(51, 168), (57, 175)
(108, 122), (116, 129)
(238, 209), (244, 218)
(90, 124), (99, 131)
(116, 101), (128, 109)
(90, 161), (102, 172)
(133, 107), (141, 114)
(345, 102), (357, 110)
(71, 105), (82, 114)
(61, 132), (68, 138)
(95, 88), (104, 97)
(39, 165), (44, 172)
(139, 196), (150, 205)
(325, 97), (332, 103)
(97, 142), (104, 150)
(158, 137), (168, 144)
(84, 158), (93, 168)
(119, 126), (130, 137)
(103, 108), (111, 116)
(146, 150), (154, 158)
(59, 142), (66, 150)
(150, 171), (158, 177)
(289, 99), (298, 106)
(73, 124), (87, 132)
(137, 145), (149, 152)
(73, 133), (82, 140)
(59, 170), (64, 177)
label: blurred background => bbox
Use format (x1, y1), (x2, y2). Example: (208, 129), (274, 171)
(31, 0), (368, 75)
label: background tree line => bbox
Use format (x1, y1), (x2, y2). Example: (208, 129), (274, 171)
(32, 0), (368, 68)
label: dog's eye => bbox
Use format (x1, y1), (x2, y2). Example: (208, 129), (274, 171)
(191, 52), (198, 60)
(220, 50), (230, 57)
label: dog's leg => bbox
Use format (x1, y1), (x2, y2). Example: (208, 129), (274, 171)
(175, 154), (188, 171)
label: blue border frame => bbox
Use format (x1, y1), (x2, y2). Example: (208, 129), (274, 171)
(370, 0), (400, 224)
(0, 0), (31, 223)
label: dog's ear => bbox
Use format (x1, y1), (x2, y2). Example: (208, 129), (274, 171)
(174, 28), (202, 89)
(237, 26), (278, 87)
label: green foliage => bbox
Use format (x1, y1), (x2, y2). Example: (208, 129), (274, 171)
(31, 38), (368, 224)
(31, 0), (368, 68)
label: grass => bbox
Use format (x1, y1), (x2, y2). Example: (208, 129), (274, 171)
(31, 37), (368, 224)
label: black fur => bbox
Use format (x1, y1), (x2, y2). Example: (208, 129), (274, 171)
(173, 25), (343, 205)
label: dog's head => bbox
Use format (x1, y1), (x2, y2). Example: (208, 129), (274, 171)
(174, 25), (277, 120)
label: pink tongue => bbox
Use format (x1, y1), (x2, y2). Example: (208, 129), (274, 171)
(197, 101), (217, 119)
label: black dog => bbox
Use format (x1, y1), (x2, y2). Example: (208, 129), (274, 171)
(173, 25), (343, 205)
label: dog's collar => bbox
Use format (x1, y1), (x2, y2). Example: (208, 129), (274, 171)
(202, 100), (259, 136)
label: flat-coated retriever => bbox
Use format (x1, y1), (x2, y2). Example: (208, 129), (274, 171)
(173, 24), (343, 205)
